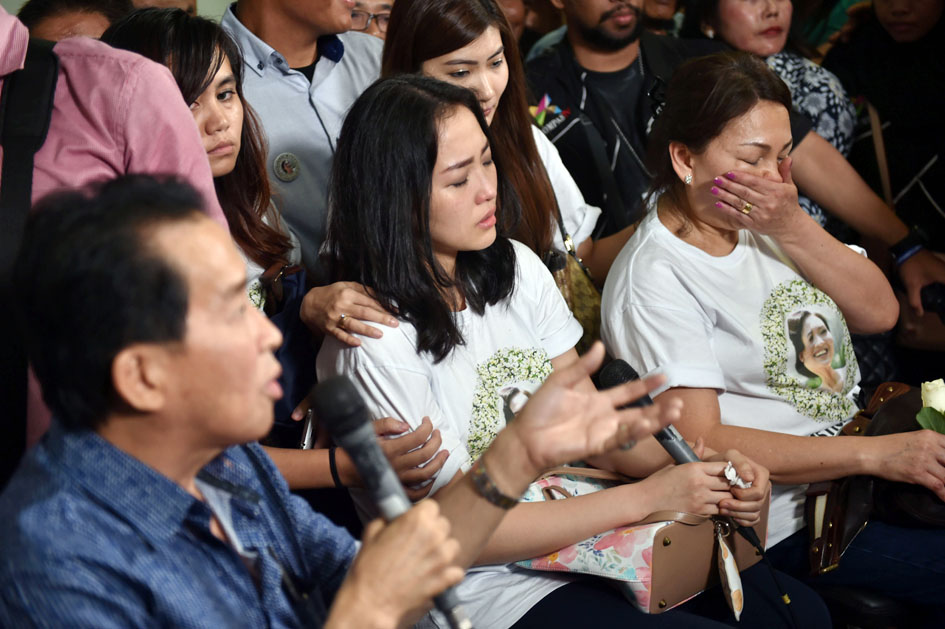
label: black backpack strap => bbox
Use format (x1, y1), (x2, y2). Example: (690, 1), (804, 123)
(0, 38), (59, 488)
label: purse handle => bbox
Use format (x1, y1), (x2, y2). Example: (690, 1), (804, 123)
(536, 466), (710, 526)
(537, 465), (630, 482)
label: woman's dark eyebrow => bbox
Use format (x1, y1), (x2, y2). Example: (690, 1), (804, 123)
(739, 139), (794, 151)
(444, 46), (504, 66)
(215, 74), (236, 88)
(442, 143), (490, 173)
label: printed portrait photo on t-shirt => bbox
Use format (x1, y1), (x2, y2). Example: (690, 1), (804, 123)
(785, 307), (847, 394)
(760, 279), (859, 424)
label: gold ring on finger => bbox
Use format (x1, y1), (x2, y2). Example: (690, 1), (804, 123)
(619, 438), (637, 451)
(740, 201), (753, 215)
(339, 313), (347, 329)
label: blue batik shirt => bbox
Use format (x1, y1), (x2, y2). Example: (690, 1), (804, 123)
(0, 422), (357, 628)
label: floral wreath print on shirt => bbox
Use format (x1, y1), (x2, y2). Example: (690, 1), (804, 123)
(466, 347), (553, 461)
(760, 279), (859, 422)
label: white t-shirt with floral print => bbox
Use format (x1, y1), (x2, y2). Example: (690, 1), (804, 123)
(316, 239), (583, 629)
(602, 209), (860, 547)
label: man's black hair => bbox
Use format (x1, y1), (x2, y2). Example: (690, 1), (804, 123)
(17, 0), (133, 30)
(13, 175), (203, 431)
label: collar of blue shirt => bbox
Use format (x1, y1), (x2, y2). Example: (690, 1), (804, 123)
(42, 421), (268, 547)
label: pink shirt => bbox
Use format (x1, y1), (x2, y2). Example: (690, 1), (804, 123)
(1, 8), (227, 445)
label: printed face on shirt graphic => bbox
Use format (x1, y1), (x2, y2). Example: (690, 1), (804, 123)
(798, 314), (835, 371)
(189, 55), (244, 179)
(151, 216), (284, 446)
(785, 309), (844, 393)
(713, 0), (792, 58)
(672, 99), (792, 232)
(554, 0), (645, 50)
(428, 106), (498, 272)
(421, 26), (509, 126)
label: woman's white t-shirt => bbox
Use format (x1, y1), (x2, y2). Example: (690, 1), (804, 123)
(601, 210), (859, 547)
(317, 240), (583, 629)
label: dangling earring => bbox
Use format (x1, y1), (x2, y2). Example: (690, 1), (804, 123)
(684, 173), (693, 185)
(704, 26), (715, 39)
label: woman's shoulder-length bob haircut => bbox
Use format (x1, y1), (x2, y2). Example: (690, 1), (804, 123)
(325, 75), (520, 363)
(381, 0), (557, 258)
(645, 51), (793, 212)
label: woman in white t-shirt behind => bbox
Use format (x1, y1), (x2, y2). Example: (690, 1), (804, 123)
(602, 51), (944, 615)
(305, 0), (634, 347)
(317, 74), (830, 629)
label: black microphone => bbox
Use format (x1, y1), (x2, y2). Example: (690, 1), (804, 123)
(312, 376), (473, 629)
(599, 359), (699, 464)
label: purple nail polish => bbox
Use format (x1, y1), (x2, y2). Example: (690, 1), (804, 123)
(715, 201), (723, 208)
(725, 172), (736, 180)
(714, 177), (722, 185)
(711, 186), (719, 195)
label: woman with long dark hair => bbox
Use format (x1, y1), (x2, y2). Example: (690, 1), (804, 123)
(602, 51), (943, 617)
(317, 73), (829, 629)
(101, 10), (444, 500)
(308, 0), (634, 348)
(102, 8), (296, 303)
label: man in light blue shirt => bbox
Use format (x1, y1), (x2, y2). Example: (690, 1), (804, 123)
(222, 1), (382, 281)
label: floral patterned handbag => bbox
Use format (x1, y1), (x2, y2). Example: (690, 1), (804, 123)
(515, 467), (768, 615)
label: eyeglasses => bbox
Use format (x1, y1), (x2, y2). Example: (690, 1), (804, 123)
(350, 10), (390, 33)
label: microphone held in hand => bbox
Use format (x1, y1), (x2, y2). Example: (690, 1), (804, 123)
(598, 360), (699, 464)
(312, 376), (473, 629)
(598, 362), (768, 565)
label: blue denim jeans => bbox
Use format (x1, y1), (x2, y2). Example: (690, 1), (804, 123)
(767, 521), (945, 621)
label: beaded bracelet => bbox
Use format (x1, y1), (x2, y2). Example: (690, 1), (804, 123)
(470, 456), (519, 509)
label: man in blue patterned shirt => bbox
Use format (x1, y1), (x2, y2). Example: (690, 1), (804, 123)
(0, 175), (676, 627)
(0, 176), (463, 628)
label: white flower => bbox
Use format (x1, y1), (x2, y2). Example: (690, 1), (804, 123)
(921, 379), (945, 413)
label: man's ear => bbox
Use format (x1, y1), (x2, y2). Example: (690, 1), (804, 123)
(111, 345), (171, 413)
(668, 140), (694, 184)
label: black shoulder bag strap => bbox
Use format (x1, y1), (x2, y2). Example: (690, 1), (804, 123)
(0, 38), (59, 488)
